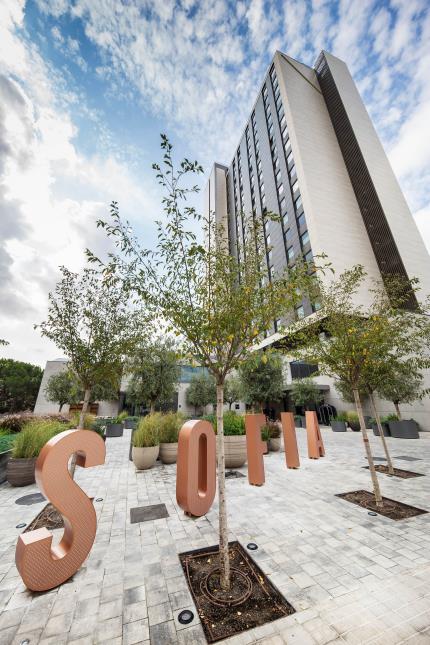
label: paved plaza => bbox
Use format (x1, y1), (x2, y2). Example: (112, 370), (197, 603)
(1, 428), (430, 644)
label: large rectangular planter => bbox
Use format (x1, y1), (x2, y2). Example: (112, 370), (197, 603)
(388, 420), (419, 439)
(106, 423), (124, 438)
(0, 450), (11, 484)
(124, 419), (138, 430)
(331, 420), (347, 432)
(372, 422), (390, 437)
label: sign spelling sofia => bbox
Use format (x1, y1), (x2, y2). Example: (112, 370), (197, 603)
(15, 430), (105, 592)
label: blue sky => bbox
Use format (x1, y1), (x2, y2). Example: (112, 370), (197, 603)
(0, 0), (429, 364)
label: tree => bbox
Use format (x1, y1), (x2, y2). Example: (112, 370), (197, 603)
(90, 135), (321, 590)
(287, 265), (430, 507)
(0, 339), (8, 346)
(186, 371), (216, 414)
(290, 378), (321, 411)
(45, 370), (82, 412)
(223, 375), (242, 410)
(378, 362), (427, 420)
(239, 352), (284, 412)
(126, 338), (180, 413)
(0, 359), (43, 413)
(38, 265), (144, 430)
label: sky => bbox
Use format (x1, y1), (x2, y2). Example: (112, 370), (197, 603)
(0, 0), (430, 367)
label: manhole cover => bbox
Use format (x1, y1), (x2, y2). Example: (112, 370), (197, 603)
(130, 504), (169, 523)
(15, 493), (46, 506)
(225, 471), (245, 478)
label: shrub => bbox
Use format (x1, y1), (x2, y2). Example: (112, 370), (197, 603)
(0, 412), (70, 433)
(68, 412), (97, 430)
(346, 411), (359, 424)
(159, 412), (185, 443)
(11, 419), (65, 459)
(202, 411), (245, 436)
(381, 414), (399, 423)
(334, 411), (348, 422)
(114, 411), (128, 424)
(133, 414), (161, 448)
(262, 421), (280, 439)
(261, 426), (270, 442)
(126, 416), (139, 422)
(0, 432), (15, 453)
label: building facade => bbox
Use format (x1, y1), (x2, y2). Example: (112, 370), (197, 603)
(205, 50), (430, 429)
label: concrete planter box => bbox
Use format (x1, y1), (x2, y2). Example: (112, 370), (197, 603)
(331, 420), (347, 432)
(224, 435), (247, 468)
(269, 437), (281, 452)
(106, 423), (124, 438)
(0, 450), (12, 484)
(7, 457), (36, 487)
(372, 422), (390, 437)
(132, 445), (159, 470)
(160, 442), (178, 464)
(388, 420), (419, 439)
(348, 421), (361, 432)
(124, 419), (138, 430)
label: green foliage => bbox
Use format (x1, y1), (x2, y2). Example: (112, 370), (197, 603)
(126, 416), (139, 422)
(126, 338), (180, 411)
(69, 412), (96, 430)
(202, 411), (246, 436)
(334, 378), (367, 404)
(377, 362), (426, 406)
(12, 419), (65, 458)
(238, 352), (284, 411)
(186, 372), (216, 411)
(133, 414), (161, 447)
(333, 411), (348, 422)
(159, 412), (185, 443)
(44, 370), (82, 411)
(380, 414), (399, 423)
(261, 426), (270, 442)
(289, 378), (321, 410)
(346, 411), (359, 423)
(0, 433), (15, 453)
(114, 411), (128, 424)
(0, 412), (70, 433)
(223, 376), (242, 409)
(0, 359), (43, 414)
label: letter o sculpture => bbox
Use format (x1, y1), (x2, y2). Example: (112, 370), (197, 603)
(176, 420), (216, 517)
(15, 429), (106, 592)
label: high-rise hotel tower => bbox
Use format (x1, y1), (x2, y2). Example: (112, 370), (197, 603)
(204, 50), (430, 428)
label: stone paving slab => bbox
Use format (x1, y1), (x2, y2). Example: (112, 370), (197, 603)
(1, 428), (430, 643)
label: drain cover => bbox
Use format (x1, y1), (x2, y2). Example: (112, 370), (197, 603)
(368, 512), (378, 517)
(16, 523), (27, 529)
(178, 609), (194, 625)
(130, 503), (169, 523)
(247, 543), (258, 551)
(95, 498), (103, 502)
(15, 493), (45, 506)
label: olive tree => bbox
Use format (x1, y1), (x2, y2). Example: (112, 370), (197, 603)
(89, 135), (321, 590)
(45, 370), (82, 412)
(290, 378), (321, 411)
(224, 375), (242, 410)
(186, 372), (216, 415)
(378, 362), (427, 420)
(126, 337), (180, 413)
(238, 352), (284, 412)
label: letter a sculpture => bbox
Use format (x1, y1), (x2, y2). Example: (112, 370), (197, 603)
(16, 429), (106, 592)
(306, 411), (325, 459)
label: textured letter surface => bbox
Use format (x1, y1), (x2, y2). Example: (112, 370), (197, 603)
(16, 429), (105, 591)
(245, 414), (267, 486)
(306, 411), (325, 459)
(176, 420), (216, 517)
(281, 413), (300, 469)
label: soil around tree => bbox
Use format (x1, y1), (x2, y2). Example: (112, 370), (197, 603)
(179, 541), (294, 643)
(336, 490), (428, 520)
(363, 465), (424, 479)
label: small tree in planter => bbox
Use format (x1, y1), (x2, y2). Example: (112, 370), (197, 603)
(45, 370), (82, 412)
(159, 412), (184, 464)
(289, 378), (321, 419)
(224, 376), (242, 410)
(186, 372), (216, 415)
(238, 352), (284, 413)
(378, 361), (426, 421)
(126, 337), (180, 414)
(90, 135), (321, 590)
(132, 414), (160, 470)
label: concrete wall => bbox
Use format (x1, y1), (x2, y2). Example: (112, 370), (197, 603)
(34, 359), (70, 415)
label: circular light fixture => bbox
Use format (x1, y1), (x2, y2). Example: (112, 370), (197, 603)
(178, 609), (194, 625)
(246, 542), (258, 551)
(20, 639), (30, 645)
(16, 523), (27, 529)
(368, 511), (378, 516)
(95, 498), (103, 502)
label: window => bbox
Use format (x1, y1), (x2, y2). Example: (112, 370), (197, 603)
(297, 212), (306, 228)
(313, 301), (322, 312)
(278, 183), (284, 196)
(284, 140), (291, 156)
(269, 265), (275, 280)
(274, 319), (281, 331)
(290, 360), (318, 379)
(264, 219), (269, 233)
(291, 180), (299, 195)
(280, 196), (286, 212)
(260, 182), (265, 194)
(268, 123), (274, 137)
(274, 156), (279, 170)
(274, 85), (280, 99)
(266, 234), (271, 246)
(261, 193), (266, 208)
(267, 249), (273, 263)
(283, 211), (289, 226)
(287, 150), (294, 166)
(257, 159), (262, 172)
(285, 228), (293, 242)
(282, 127), (289, 142)
(296, 305), (305, 319)
(263, 85), (268, 98)
(295, 194), (303, 211)
(275, 169), (281, 185)
(300, 230), (310, 247)
(277, 105), (285, 120)
(287, 246), (294, 262)
(279, 114), (287, 130)
(289, 165), (297, 181)
(304, 249), (313, 263)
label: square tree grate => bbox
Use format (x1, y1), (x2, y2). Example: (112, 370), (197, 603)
(130, 504), (169, 524)
(336, 490), (427, 521)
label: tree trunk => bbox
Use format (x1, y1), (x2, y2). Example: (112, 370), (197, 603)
(216, 383), (230, 590)
(394, 401), (402, 420)
(150, 402), (156, 414)
(71, 388), (91, 479)
(228, 402), (232, 410)
(369, 391), (394, 475)
(353, 388), (383, 508)
(59, 403), (64, 412)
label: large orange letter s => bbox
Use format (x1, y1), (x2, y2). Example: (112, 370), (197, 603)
(15, 429), (105, 592)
